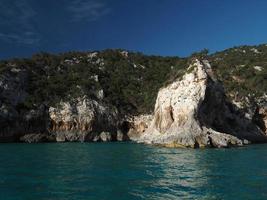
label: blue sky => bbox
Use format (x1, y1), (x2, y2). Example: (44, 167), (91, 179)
(1, 0), (267, 59)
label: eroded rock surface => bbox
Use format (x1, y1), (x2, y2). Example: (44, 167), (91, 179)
(48, 97), (121, 142)
(127, 114), (153, 140)
(254, 106), (267, 135)
(137, 60), (267, 148)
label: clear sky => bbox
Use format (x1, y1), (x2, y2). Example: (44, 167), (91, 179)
(1, 0), (267, 59)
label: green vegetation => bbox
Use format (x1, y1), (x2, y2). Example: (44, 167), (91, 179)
(0, 50), (187, 114)
(0, 45), (266, 115)
(209, 45), (267, 102)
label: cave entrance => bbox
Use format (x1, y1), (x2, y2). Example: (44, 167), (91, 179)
(120, 121), (131, 134)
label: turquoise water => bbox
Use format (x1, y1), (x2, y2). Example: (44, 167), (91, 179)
(0, 143), (267, 200)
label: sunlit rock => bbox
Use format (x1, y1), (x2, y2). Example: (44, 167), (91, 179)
(137, 60), (267, 148)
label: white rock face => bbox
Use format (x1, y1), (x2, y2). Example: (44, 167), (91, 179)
(127, 114), (153, 140)
(49, 97), (119, 142)
(254, 106), (267, 135)
(137, 60), (267, 148)
(251, 48), (261, 54)
(87, 52), (98, 59)
(260, 107), (267, 133)
(254, 66), (263, 71)
(120, 51), (129, 57)
(96, 89), (104, 100)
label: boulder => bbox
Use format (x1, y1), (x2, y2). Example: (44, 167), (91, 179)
(116, 130), (129, 141)
(99, 132), (112, 142)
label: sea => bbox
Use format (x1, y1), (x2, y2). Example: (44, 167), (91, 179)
(0, 142), (266, 200)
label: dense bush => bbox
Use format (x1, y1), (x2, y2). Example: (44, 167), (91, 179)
(209, 45), (267, 101)
(0, 50), (186, 114)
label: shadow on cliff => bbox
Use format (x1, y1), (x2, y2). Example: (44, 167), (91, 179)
(197, 76), (267, 143)
(0, 105), (50, 142)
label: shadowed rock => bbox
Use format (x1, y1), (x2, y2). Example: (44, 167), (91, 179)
(20, 133), (55, 143)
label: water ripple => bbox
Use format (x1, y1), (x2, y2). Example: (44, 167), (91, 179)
(0, 143), (267, 199)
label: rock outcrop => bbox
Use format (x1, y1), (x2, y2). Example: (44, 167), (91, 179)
(48, 97), (120, 142)
(127, 114), (153, 140)
(0, 68), (128, 143)
(0, 65), (130, 143)
(137, 60), (267, 148)
(254, 106), (267, 135)
(259, 107), (267, 134)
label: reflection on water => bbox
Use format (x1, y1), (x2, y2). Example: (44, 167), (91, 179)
(0, 143), (267, 200)
(130, 147), (212, 200)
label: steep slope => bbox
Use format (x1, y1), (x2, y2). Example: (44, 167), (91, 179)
(210, 45), (267, 135)
(137, 60), (267, 147)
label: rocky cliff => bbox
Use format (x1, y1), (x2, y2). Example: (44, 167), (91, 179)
(48, 97), (120, 142)
(0, 66), (128, 142)
(0, 68), (49, 142)
(0, 48), (266, 146)
(136, 60), (267, 147)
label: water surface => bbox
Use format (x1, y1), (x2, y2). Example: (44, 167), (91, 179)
(0, 143), (266, 200)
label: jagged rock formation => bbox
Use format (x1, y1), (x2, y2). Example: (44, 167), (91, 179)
(48, 97), (119, 142)
(254, 106), (267, 135)
(127, 114), (153, 140)
(0, 62), (130, 142)
(259, 107), (267, 134)
(0, 68), (126, 142)
(137, 60), (267, 148)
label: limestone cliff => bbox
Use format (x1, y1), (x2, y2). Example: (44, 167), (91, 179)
(137, 60), (267, 148)
(0, 49), (266, 145)
(48, 97), (119, 142)
(127, 114), (153, 140)
(0, 67), (127, 142)
(254, 106), (267, 135)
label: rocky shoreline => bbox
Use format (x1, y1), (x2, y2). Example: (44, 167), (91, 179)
(0, 57), (266, 147)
